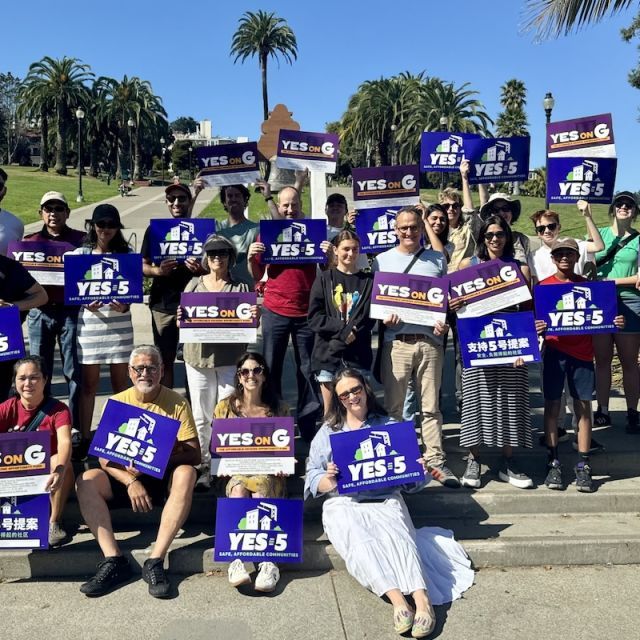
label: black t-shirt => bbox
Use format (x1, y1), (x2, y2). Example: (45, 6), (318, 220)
(0, 254), (37, 302)
(141, 226), (195, 314)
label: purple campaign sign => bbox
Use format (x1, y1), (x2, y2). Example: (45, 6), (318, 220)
(196, 141), (260, 186)
(148, 219), (217, 263)
(448, 258), (531, 318)
(8, 240), (75, 286)
(352, 165), (420, 207)
(276, 129), (339, 173)
(211, 418), (294, 458)
(370, 271), (448, 326)
(547, 157), (617, 204)
(465, 136), (530, 184)
(535, 280), (618, 335)
(0, 494), (49, 549)
(214, 497), (303, 563)
(260, 219), (327, 264)
(89, 399), (180, 479)
(330, 421), (423, 494)
(547, 114), (614, 156)
(457, 312), (541, 368)
(0, 306), (25, 363)
(64, 253), (143, 305)
(420, 132), (481, 172)
(0, 432), (50, 480)
(355, 207), (399, 252)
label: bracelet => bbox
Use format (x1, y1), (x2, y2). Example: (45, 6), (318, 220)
(126, 477), (139, 488)
(264, 196), (273, 202)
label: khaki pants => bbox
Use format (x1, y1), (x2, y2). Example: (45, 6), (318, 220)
(381, 339), (445, 467)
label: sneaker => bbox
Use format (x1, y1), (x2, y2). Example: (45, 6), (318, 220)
(498, 458), (533, 489)
(574, 462), (594, 493)
(572, 437), (605, 454)
(626, 408), (640, 434)
(228, 559), (251, 588)
(538, 426), (569, 447)
(461, 457), (481, 489)
(195, 466), (211, 492)
(429, 464), (461, 489)
(593, 409), (611, 427)
(48, 521), (68, 547)
(544, 460), (563, 490)
(71, 428), (82, 447)
(142, 557), (171, 598)
(79, 556), (132, 597)
(254, 561), (280, 592)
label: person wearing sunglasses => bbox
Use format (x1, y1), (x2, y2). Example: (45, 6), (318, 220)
(141, 183), (204, 388)
(456, 216), (534, 489)
(76, 344), (200, 598)
(69, 204), (134, 454)
(591, 191), (640, 433)
(438, 176), (476, 273)
(0, 167), (24, 256)
(305, 368), (473, 638)
(23, 191), (87, 441)
(180, 234), (258, 489)
(214, 352), (289, 593)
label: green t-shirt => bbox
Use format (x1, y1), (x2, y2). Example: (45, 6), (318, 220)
(216, 218), (259, 289)
(595, 226), (640, 299)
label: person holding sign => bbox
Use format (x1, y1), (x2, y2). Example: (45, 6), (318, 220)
(438, 184), (476, 273)
(308, 230), (374, 416)
(0, 356), (73, 546)
(76, 345), (200, 598)
(181, 235), (258, 489)
(70, 205), (134, 452)
(0, 168), (24, 256)
(457, 216), (534, 489)
(591, 192), (640, 433)
(215, 352), (289, 593)
(305, 369), (473, 638)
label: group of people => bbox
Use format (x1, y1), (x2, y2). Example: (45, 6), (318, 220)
(0, 164), (638, 637)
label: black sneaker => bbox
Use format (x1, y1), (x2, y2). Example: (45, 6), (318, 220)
(544, 459), (563, 490)
(574, 462), (594, 493)
(538, 426), (569, 447)
(571, 437), (605, 454)
(498, 458), (533, 489)
(80, 556), (132, 597)
(625, 408), (640, 434)
(593, 410), (611, 427)
(429, 464), (461, 489)
(142, 557), (171, 598)
(461, 457), (481, 488)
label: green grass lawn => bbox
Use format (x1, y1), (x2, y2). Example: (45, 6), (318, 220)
(1, 165), (119, 224)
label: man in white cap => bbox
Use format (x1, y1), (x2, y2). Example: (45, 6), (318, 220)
(0, 168), (24, 255)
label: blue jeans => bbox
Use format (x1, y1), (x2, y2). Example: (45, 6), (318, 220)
(261, 307), (320, 441)
(27, 306), (81, 426)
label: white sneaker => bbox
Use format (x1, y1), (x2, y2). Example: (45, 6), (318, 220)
(228, 559), (250, 587)
(254, 562), (279, 592)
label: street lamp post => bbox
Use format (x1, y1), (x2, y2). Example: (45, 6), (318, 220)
(543, 92), (555, 208)
(439, 115), (448, 190)
(76, 107), (85, 202)
(389, 124), (396, 166)
(188, 145), (193, 181)
(127, 117), (135, 182)
(160, 137), (165, 185)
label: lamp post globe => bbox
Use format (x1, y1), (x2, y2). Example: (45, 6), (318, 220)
(76, 107), (85, 202)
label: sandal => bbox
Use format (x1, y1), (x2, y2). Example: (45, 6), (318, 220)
(411, 604), (436, 638)
(593, 410), (611, 427)
(393, 608), (414, 634)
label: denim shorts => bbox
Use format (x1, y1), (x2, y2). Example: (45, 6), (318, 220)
(315, 367), (370, 384)
(542, 347), (595, 401)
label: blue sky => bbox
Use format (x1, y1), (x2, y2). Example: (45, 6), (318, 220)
(5, 0), (639, 189)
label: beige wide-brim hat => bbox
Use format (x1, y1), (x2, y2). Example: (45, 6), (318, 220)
(480, 192), (522, 222)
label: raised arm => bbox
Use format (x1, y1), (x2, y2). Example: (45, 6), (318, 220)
(577, 200), (605, 254)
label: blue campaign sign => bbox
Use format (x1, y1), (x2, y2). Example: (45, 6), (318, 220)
(89, 399), (181, 479)
(0, 494), (49, 549)
(534, 280), (618, 335)
(355, 207), (399, 252)
(457, 311), (541, 368)
(0, 305), (26, 362)
(420, 132), (481, 173)
(214, 497), (303, 563)
(147, 219), (217, 263)
(260, 219), (327, 264)
(547, 157), (617, 205)
(330, 421), (423, 494)
(64, 253), (143, 305)
(465, 136), (530, 184)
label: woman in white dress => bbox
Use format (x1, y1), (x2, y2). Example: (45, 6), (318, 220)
(72, 204), (134, 445)
(305, 369), (473, 638)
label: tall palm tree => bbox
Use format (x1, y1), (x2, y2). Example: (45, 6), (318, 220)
(16, 82), (53, 171)
(496, 78), (529, 137)
(230, 10), (298, 123)
(18, 56), (93, 174)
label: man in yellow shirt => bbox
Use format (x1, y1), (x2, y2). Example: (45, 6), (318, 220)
(76, 345), (200, 598)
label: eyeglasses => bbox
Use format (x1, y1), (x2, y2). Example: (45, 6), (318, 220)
(484, 231), (506, 241)
(238, 366), (264, 378)
(130, 364), (159, 375)
(167, 195), (188, 204)
(43, 204), (67, 214)
(492, 205), (512, 214)
(207, 250), (230, 259)
(396, 224), (419, 234)
(616, 201), (635, 210)
(337, 384), (364, 402)
(552, 249), (577, 259)
(443, 202), (460, 210)
(95, 220), (119, 229)
(535, 223), (558, 234)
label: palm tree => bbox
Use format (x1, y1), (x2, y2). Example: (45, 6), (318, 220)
(18, 56), (93, 174)
(230, 10), (298, 123)
(16, 82), (53, 171)
(496, 79), (529, 138)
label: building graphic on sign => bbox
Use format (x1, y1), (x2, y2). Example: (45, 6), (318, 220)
(168, 221), (196, 241)
(481, 318), (509, 338)
(568, 160), (599, 182)
(279, 222), (308, 243)
(245, 502), (278, 530)
(373, 212), (397, 231)
(90, 257), (120, 280)
(437, 135), (464, 153)
(359, 431), (392, 459)
(485, 141), (511, 162)
(0, 498), (17, 515)
(119, 413), (157, 441)
(558, 286), (594, 310)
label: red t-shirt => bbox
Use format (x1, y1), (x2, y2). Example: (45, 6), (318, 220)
(0, 396), (71, 455)
(540, 274), (594, 362)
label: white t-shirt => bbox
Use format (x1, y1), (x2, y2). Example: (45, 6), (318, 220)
(533, 240), (592, 280)
(0, 209), (24, 256)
